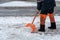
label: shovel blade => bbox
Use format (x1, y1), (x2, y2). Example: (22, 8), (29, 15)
(26, 23), (36, 33)
(26, 23), (32, 27)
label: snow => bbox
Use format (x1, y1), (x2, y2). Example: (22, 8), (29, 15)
(0, 1), (36, 7)
(0, 1), (60, 7)
(55, 0), (60, 1)
(0, 16), (60, 40)
(0, 16), (60, 25)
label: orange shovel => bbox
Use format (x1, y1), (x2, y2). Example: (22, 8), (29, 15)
(26, 11), (39, 33)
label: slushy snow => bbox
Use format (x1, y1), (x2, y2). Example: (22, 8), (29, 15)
(0, 16), (60, 40)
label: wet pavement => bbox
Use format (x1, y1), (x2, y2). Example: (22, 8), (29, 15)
(0, 7), (60, 16)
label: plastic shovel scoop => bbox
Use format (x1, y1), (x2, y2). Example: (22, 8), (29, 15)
(26, 12), (38, 33)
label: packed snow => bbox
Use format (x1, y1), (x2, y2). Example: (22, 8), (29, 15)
(0, 16), (60, 40)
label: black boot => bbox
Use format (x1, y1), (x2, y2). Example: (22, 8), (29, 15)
(48, 22), (56, 29)
(38, 25), (45, 32)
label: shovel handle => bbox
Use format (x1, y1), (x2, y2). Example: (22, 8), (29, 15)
(32, 11), (39, 24)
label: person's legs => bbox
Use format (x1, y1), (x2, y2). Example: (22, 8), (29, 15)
(48, 8), (56, 29)
(38, 6), (48, 32)
(38, 14), (47, 32)
(48, 13), (56, 29)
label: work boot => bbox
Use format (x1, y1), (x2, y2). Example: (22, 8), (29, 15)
(38, 25), (45, 32)
(48, 22), (56, 29)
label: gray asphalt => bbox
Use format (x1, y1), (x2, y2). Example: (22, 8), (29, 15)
(0, 7), (60, 16)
